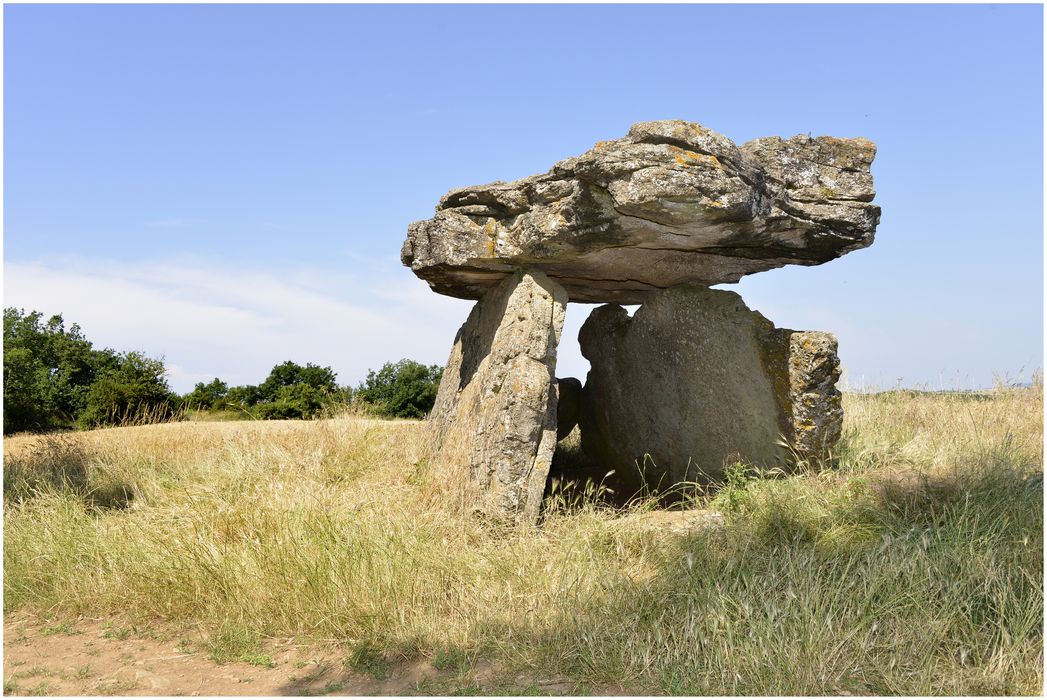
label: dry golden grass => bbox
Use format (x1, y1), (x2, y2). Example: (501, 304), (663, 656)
(4, 388), (1043, 695)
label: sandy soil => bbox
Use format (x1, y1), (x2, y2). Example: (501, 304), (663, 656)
(2, 614), (591, 696)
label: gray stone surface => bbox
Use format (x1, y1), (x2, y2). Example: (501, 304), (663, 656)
(428, 269), (567, 524)
(403, 120), (880, 304)
(555, 377), (582, 441)
(577, 285), (843, 497)
(783, 331), (844, 457)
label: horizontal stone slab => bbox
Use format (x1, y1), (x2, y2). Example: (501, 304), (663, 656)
(403, 120), (880, 304)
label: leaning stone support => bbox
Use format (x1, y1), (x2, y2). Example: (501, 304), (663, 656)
(427, 269), (567, 525)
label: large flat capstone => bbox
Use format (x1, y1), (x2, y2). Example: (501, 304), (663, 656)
(403, 120), (880, 303)
(577, 285), (843, 497)
(428, 269), (567, 524)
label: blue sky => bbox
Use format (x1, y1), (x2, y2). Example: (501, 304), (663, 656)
(4, 3), (1043, 393)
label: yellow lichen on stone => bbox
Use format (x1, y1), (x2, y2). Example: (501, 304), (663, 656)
(670, 146), (723, 169)
(484, 219), (498, 256)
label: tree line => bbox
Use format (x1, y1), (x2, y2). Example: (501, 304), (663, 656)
(3, 308), (443, 434)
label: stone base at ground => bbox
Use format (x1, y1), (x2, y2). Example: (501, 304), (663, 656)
(577, 285), (842, 498)
(428, 269), (567, 524)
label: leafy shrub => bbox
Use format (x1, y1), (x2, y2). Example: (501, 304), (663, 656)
(3, 308), (113, 433)
(355, 359), (443, 418)
(254, 383), (330, 420)
(215, 361), (344, 419)
(183, 378), (229, 410)
(225, 384), (263, 408)
(259, 361), (337, 398)
(78, 352), (177, 429)
(5, 305), (441, 432)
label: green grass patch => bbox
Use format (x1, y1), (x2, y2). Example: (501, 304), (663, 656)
(345, 641), (392, 680)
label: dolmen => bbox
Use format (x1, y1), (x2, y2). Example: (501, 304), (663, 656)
(402, 120), (880, 524)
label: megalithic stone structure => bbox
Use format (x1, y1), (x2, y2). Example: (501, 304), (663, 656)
(403, 120), (879, 522)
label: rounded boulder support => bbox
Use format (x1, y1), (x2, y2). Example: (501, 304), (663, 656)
(577, 285), (844, 499)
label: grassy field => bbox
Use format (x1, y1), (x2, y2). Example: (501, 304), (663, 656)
(3, 387), (1043, 695)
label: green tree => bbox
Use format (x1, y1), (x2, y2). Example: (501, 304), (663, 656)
(3, 308), (113, 433)
(254, 383), (330, 420)
(216, 361), (342, 420)
(225, 384), (263, 408)
(258, 361), (338, 401)
(183, 378), (229, 410)
(356, 359), (443, 419)
(78, 352), (176, 429)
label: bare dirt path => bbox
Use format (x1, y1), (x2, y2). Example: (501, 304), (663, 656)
(3, 614), (594, 696)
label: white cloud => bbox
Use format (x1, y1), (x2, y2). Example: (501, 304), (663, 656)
(3, 256), (471, 393)
(8, 254), (1032, 396)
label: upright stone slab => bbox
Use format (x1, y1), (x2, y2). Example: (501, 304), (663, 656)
(782, 332), (844, 456)
(554, 377), (583, 440)
(578, 285), (842, 498)
(429, 269), (567, 524)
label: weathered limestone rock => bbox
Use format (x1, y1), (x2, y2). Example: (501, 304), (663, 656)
(783, 332), (844, 456)
(578, 285), (842, 497)
(428, 269), (567, 524)
(403, 120), (880, 303)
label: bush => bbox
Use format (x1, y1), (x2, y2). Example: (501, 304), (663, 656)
(211, 362), (345, 420)
(4, 309), (357, 431)
(78, 352), (177, 429)
(4, 308), (124, 433)
(355, 359), (443, 418)
(225, 384), (263, 408)
(259, 361), (337, 399)
(254, 383), (330, 420)
(183, 378), (229, 410)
